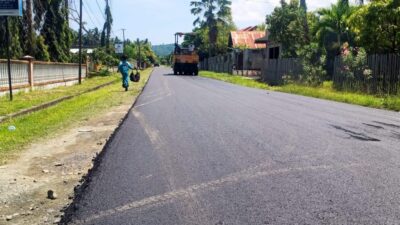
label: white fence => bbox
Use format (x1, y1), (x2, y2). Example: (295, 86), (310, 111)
(0, 59), (87, 92)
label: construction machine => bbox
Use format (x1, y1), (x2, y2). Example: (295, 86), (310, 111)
(172, 32), (199, 76)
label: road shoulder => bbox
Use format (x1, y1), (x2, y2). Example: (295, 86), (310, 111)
(0, 69), (153, 225)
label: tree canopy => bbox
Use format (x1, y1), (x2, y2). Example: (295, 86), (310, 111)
(348, 0), (400, 54)
(190, 0), (234, 56)
(0, 0), (71, 61)
(101, 0), (113, 51)
(266, 0), (309, 57)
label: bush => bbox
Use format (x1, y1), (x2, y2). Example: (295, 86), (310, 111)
(296, 43), (327, 86)
(340, 43), (371, 80)
(92, 48), (119, 68)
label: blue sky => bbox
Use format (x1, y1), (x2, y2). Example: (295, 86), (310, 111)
(74, 0), (340, 45)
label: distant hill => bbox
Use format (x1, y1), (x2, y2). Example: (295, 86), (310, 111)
(152, 44), (175, 57)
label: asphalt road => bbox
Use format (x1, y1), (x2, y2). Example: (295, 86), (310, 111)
(66, 67), (400, 225)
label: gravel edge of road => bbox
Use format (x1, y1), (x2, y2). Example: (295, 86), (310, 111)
(58, 69), (154, 225)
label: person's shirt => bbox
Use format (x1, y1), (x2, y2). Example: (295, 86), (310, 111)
(118, 60), (134, 74)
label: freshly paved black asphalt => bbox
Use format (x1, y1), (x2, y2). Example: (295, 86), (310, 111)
(67, 67), (400, 225)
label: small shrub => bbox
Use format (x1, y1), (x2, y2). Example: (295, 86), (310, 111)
(296, 43), (327, 86)
(341, 43), (371, 80)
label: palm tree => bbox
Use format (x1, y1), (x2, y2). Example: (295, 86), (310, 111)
(190, 0), (232, 56)
(315, 0), (353, 49)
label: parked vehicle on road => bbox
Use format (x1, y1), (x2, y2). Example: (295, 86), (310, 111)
(172, 32), (199, 76)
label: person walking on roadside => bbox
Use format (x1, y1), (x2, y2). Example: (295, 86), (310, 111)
(118, 55), (134, 91)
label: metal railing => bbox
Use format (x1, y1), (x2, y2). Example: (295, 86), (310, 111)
(0, 60), (29, 88)
(0, 59), (87, 92)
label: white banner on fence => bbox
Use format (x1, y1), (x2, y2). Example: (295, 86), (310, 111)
(0, 0), (23, 16)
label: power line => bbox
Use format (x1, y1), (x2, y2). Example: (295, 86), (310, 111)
(71, 0), (117, 40)
(78, 0), (83, 84)
(95, 0), (106, 20)
(82, 2), (100, 28)
(69, 0), (90, 34)
(83, 0), (103, 27)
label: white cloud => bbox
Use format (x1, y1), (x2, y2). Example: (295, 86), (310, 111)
(231, 0), (338, 28)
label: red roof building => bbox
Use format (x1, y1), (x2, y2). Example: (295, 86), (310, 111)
(229, 27), (266, 49)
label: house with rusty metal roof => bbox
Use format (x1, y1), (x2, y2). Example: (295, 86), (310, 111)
(255, 31), (282, 60)
(228, 26), (266, 49)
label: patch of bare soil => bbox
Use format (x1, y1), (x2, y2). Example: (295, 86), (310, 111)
(0, 103), (134, 225)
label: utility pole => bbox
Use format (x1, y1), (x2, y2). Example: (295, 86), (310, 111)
(78, 0), (83, 84)
(136, 38), (148, 69)
(122, 28), (126, 48)
(137, 38), (141, 69)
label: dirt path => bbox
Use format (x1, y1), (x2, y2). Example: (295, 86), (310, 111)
(0, 101), (135, 224)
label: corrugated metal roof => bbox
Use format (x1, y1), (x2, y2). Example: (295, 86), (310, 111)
(240, 26), (258, 31)
(229, 31), (266, 49)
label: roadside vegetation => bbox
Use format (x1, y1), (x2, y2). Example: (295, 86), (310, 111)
(0, 1), (160, 70)
(191, 0), (398, 110)
(0, 74), (119, 117)
(200, 71), (269, 89)
(0, 69), (152, 165)
(200, 71), (400, 111)
(264, 0), (399, 90)
(0, 0), (160, 165)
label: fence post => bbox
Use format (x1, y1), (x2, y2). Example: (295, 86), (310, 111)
(21, 55), (35, 88)
(28, 60), (34, 88)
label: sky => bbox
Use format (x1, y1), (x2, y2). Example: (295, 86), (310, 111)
(74, 0), (340, 45)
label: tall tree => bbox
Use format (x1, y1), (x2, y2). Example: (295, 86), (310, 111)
(32, 0), (51, 61)
(101, 0), (113, 51)
(315, 0), (354, 49)
(300, 0), (307, 11)
(33, 0), (46, 31)
(0, 17), (23, 59)
(60, 0), (72, 58)
(266, 0), (307, 57)
(41, 0), (72, 62)
(22, 0), (36, 56)
(340, 0), (349, 7)
(299, 0), (310, 44)
(190, 0), (232, 57)
(64, 0), (69, 23)
(348, 0), (399, 53)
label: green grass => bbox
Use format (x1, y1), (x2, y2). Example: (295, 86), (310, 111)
(200, 71), (400, 111)
(0, 69), (152, 164)
(0, 73), (119, 117)
(200, 71), (270, 90)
